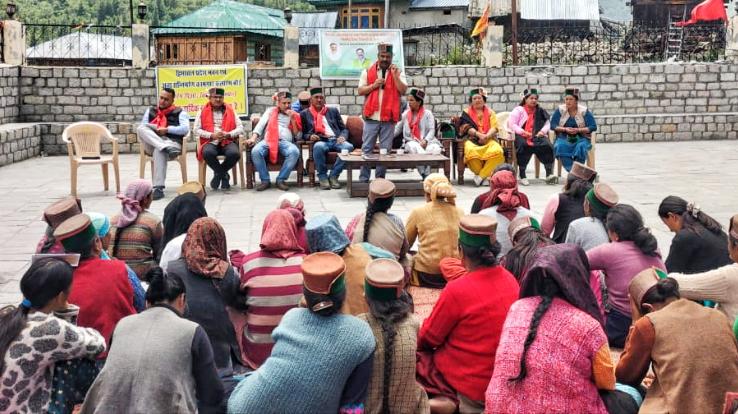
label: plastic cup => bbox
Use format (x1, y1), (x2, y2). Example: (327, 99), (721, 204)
(397, 149), (405, 155)
(379, 148), (388, 155)
(341, 149), (349, 155)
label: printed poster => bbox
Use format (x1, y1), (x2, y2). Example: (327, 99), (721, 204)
(319, 29), (404, 80)
(156, 64), (248, 118)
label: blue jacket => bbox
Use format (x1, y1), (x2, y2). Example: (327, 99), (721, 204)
(300, 107), (348, 141)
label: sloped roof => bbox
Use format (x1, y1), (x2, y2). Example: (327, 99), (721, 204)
(306, 0), (383, 6)
(409, 0), (469, 9)
(293, 12), (338, 45)
(153, 0), (285, 37)
(26, 32), (131, 60)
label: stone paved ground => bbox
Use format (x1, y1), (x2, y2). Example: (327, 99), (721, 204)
(0, 140), (736, 306)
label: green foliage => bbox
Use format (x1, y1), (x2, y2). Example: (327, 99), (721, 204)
(15, 0), (315, 26)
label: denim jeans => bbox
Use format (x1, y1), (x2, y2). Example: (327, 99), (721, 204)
(251, 139), (300, 183)
(359, 120), (396, 182)
(313, 138), (354, 180)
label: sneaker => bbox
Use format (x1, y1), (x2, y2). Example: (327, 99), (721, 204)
(329, 177), (341, 189)
(546, 174), (559, 185)
(256, 181), (271, 191)
(152, 187), (165, 200)
(210, 173), (221, 190)
(519, 178), (530, 186)
(221, 173), (231, 190)
(473, 175), (483, 186)
(276, 181), (289, 191)
(319, 178), (330, 190)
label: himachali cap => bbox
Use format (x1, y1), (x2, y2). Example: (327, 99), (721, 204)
(364, 258), (404, 301)
(176, 181), (207, 202)
(570, 162), (597, 182)
(629, 267), (669, 307)
(208, 87), (225, 96)
(469, 87), (487, 99)
(43, 196), (82, 229)
(276, 91), (292, 99)
(586, 183), (618, 216)
(306, 214), (350, 254)
(565, 87), (580, 99)
(368, 178), (396, 204)
(53, 214), (97, 253)
(409, 88), (426, 102)
(378, 43), (393, 54)
(523, 88), (540, 97)
(730, 214), (738, 240)
(508, 216), (541, 243)
(310, 87), (323, 96)
(459, 214), (498, 247)
(302, 251), (347, 295)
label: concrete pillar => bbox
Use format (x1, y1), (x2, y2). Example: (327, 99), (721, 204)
(480, 24), (503, 68)
(727, 16), (738, 62)
(2, 20), (24, 65)
(131, 23), (150, 69)
(283, 24), (299, 68)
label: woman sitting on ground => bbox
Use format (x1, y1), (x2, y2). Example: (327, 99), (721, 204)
(159, 193), (208, 272)
(565, 182), (619, 251)
(229, 209), (305, 369)
(541, 162), (597, 243)
(549, 87), (597, 172)
(501, 216), (552, 281)
(470, 163), (530, 214)
(277, 192), (308, 252)
(228, 252), (376, 414)
(81, 267), (226, 414)
(36, 196), (82, 254)
(418, 215), (519, 414)
(486, 244), (638, 414)
(658, 195), (731, 274)
(109, 179), (163, 280)
(395, 88), (441, 179)
(507, 88), (555, 186)
(478, 170), (535, 255)
(0, 258), (105, 413)
(166, 217), (247, 373)
(617, 271), (738, 413)
(587, 204), (665, 348)
(358, 259), (429, 414)
(457, 88), (506, 186)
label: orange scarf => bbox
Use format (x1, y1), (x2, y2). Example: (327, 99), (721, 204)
(466, 106), (491, 134)
(363, 62), (400, 122)
(197, 103), (237, 161)
(150, 105), (177, 128)
(309, 105), (328, 136)
(409, 107), (425, 141)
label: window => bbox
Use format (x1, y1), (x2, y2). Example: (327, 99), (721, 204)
(255, 41), (271, 61)
(443, 9), (451, 15)
(340, 6), (383, 28)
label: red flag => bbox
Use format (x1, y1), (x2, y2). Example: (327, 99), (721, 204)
(675, 0), (728, 27)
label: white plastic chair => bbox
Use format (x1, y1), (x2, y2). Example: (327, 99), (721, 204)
(62, 122), (120, 196)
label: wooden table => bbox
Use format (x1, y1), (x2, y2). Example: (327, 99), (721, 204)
(338, 153), (451, 197)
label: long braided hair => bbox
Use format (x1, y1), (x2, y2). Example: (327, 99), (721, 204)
(504, 227), (555, 281)
(366, 291), (413, 414)
(362, 196), (395, 242)
(508, 277), (560, 382)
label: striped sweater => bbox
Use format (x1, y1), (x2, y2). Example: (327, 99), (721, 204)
(229, 250), (305, 369)
(109, 211), (163, 281)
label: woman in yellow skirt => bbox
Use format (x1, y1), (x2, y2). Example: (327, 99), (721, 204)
(458, 88), (506, 186)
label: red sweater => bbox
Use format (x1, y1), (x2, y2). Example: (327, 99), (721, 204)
(68, 257), (136, 358)
(418, 265), (519, 401)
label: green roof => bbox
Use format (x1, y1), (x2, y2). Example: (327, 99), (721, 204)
(307, 0), (384, 6)
(153, 0), (285, 38)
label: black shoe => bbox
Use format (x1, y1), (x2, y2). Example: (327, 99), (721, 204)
(256, 182), (271, 191)
(165, 147), (181, 161)
(152, 187), (165, 200)
(210, 173), (221, 190)
(221, 173), (231, 190)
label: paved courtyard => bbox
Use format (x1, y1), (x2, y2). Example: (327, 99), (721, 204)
(0, 140), (736, 306)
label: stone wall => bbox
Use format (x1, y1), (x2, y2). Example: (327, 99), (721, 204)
(3, 62), (738, 156)
(0, 123), (42, 166)
(0, 65), (20, 124)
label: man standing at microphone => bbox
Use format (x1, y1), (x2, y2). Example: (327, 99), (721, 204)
(357, 43), (408, 182)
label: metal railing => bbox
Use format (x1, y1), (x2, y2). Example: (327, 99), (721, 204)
(24, 24), (132, 66)
(398, 24), (480, 67)
(504, 21), (726, 66)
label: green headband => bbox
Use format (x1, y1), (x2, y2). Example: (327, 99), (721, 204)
(310, 87), (323, 96)
(564, 88), (579, 98)
(469, 89), (482, 98)
(364, 280), (400, 301)
(459, 229), (493, 248)
(586, 189), (611, 217)
(329, 274), (346, 295)
(654, 268), (668, 279)
(59, 224), (97, 253)
(277, 91), (292, 100)
(524, 88), (540, 96)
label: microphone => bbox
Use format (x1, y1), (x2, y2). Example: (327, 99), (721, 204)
(381, 68), (386, 90)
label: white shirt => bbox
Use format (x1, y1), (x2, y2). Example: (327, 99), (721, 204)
(159, 234), (186, 272)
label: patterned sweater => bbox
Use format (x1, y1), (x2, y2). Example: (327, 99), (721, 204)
(109, 211), (163, 280)
(0, 312), (105, 413)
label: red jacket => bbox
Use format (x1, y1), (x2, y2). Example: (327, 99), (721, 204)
(68, 257), (136, 358)
(419, 265), (519, 401)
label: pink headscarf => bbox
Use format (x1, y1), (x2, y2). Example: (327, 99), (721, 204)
(116, 179), (153, 228)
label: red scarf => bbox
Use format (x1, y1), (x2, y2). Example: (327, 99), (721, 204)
(487, 170), (523, 221)
(524, 105), (536, 146)
(150, 105), (177, 128)
(198, 103), (237, 161)
(363, 62), (400, 122)
(409, 107), (425, 141)
(466, 106), (491, 134)
(309, 105), (328, 136)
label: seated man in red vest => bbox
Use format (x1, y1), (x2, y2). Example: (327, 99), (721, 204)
(54, 214), (138, 359)
(194, 87), (244, 191)
(357, 43), (407, 183)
